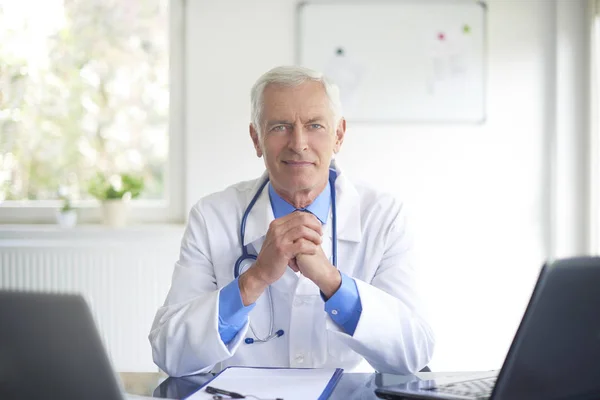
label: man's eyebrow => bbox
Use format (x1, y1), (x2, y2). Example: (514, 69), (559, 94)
(265, 118), (327, 128)
(266, 120), (292, 126)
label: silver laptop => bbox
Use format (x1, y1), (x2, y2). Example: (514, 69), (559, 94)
(375, 257), (600, 400)
(0, 291), (125, 400)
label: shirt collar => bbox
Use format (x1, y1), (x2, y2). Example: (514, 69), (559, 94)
(268, 181), (331, 224)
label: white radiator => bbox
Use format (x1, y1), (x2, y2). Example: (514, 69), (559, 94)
(0, 226), (183, 372)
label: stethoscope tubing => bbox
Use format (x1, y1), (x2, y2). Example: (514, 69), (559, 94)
(234, 170), (338, 344)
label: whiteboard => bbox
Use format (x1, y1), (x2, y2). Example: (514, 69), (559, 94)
(297, 1), (487, 123)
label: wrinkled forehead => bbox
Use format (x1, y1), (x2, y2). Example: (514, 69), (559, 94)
(261, 81), (335, 123)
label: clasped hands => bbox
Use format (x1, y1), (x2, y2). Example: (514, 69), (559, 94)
(239, 211), (341, 306)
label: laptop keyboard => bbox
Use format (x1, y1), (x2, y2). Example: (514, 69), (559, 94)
(426, 376), (497, 399)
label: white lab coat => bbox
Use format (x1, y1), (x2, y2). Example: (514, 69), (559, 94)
(149, 164), (435, 377)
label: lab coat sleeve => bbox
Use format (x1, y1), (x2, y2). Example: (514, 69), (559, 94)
(148, 205), (249, 377)
(326, 200), (435, 374)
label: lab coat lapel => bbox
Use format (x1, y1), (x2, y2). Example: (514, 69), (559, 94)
(332, 163), (362, 243)
(242, 171), (272, 248)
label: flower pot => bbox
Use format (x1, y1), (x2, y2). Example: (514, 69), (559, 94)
(102, 200), (130, 227)
(55, 210), (78, 228)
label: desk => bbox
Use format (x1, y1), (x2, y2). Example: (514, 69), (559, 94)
(120, 371), (479, 400)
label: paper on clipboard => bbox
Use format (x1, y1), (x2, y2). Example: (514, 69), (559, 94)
(185, 367), (343, 400)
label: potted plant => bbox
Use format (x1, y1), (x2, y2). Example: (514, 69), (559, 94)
(55, 193), (78, 228)
(88, 172), (144, 227)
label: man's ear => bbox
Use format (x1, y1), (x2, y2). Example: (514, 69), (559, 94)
(333, 118), (346, 154)
(249, 123), (263, 158)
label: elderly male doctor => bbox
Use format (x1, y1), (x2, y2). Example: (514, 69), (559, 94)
(149, 66), (434, 377)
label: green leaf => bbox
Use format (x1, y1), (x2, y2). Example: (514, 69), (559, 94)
(87, 172), (145, 200)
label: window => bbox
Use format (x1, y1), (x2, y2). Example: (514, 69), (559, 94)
(0, 0), (183, 223)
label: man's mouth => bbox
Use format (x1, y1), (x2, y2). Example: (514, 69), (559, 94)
(283, 161), (313, 166)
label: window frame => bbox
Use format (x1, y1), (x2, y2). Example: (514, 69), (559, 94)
(0, 0), (186, 225)
(590, 0), (600, 253)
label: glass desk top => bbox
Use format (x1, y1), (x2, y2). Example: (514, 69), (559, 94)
(120, 371), (480, 400)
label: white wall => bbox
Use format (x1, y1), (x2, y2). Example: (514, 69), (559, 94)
(184, 0), (589, 371)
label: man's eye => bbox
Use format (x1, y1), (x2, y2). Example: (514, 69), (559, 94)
(310, 124), (323, 130)
(271, 125), (287, 132)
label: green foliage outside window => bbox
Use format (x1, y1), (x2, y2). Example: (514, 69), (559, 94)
(87, 172), (144, 201)
(0, 0), (169, 202)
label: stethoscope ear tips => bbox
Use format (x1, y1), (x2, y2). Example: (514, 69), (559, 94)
(276, 329), (284, 337)
(244, 338), (255, 344)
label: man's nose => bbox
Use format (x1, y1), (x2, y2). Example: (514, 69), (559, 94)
(288, 125), (308, 153)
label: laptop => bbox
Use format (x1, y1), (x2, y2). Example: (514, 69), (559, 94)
(375, 257), (600, 400)
(0, 291), (126, 400)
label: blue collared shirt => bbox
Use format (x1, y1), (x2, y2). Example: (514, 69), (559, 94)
(217, 181), (363, 344)
(268, 182), (331, 223)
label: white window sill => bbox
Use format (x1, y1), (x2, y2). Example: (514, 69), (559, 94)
(0, 201), (185, 225)
(0, 224), (186, 245)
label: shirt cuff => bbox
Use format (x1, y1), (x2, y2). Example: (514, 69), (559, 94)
(218, 278), (255, 344)
(323, 272), (363, 335)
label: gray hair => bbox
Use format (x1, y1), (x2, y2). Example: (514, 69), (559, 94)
(250, 65), (343, 136)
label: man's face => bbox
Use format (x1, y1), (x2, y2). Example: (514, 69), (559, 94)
(250, 81), (345, 197)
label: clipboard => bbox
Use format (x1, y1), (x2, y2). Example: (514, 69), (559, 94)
(184, 366), (344, 400)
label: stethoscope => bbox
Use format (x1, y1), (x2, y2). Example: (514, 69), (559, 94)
(234, 168), (338, 344)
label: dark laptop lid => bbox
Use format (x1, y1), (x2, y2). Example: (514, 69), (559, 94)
(375, 257), (600, 400)
(0, 292), (124, 400)
(491, 257), (600, 399)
